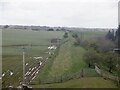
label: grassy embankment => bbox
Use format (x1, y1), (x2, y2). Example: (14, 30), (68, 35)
(31, 31), (118, 88)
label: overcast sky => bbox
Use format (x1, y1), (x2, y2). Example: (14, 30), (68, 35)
(0, 0), (119, 28)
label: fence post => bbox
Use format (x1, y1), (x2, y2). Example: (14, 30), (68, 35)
(55, 75), (56, 83)
(39, 78), (41, 84)
(61, 75), (63, 83)
(81, 69), (84, 77)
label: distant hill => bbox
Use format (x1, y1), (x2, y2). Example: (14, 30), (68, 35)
(0, 25), (117, 32)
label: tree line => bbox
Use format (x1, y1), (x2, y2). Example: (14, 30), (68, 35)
(72, 31), (119, 74)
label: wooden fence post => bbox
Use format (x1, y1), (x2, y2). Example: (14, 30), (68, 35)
(81, 69), (84, 77)
(61, 76), (63, 83)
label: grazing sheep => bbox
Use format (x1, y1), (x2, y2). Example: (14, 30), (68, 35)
(10, 71), (13, 76)
(33, 56), (43, 60)
(2, 73), (5, 77)
(48, 45), (57, 50)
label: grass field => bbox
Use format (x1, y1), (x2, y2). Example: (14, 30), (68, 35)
(2, 29), (64, 87)
(32, 77), (118, 88)
(2, 29), (116, 88)
(31, 31), (109, 86)
(76, 31), (107, 40)
(32, 34), (87, 84)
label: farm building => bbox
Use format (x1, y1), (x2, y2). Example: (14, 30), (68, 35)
(50, 38), (61, 45)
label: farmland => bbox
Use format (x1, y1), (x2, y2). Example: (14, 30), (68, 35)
(2, 29), (64, 87)
(31, 31), (109, 85)
(2, 29), (118, 88)
(32, 31), (118, 88)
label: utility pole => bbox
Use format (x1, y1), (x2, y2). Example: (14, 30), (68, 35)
(114, 1), (120, 86)
(22, 47), (26, 85)
(117, 1), (120, 86)
(83, 32), (84, 41)
(81, 32), (83, 42)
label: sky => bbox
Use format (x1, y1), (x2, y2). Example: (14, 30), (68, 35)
(0, 0), (119, 28)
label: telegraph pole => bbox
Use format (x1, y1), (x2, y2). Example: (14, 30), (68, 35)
(114, 1), (120, 86)
(22, 47), (26, 85)
(117, 1), (120, 86)
(81, 32), (83, 42)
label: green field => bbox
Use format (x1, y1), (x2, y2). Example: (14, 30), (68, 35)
(31, 31), (117, 88)
(78, 31), (107, 39)
(35, 35), (87, 79)
(2, 29), (64, 87)
(2, 29), (117, 88)
(32, 77), (117, 88)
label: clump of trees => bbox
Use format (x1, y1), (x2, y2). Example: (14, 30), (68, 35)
(115, 26), (120, 48)
(63, 32), (68, 38)
(48, 28), (54, 31)
(72, 33), (81, 46)
(106, 27), (120, 48)
(71, 30), (118, 74)
(96, 37), (115, 52)
(56, 29), (60, 31)
(84, 49), (99, 68)
(4, 25), (9, 29)
(104, 52), (117, 73)
(72, 32), (89, 48)
(105, 30), (115, 41)
(74, 38), (81, 46)
(72, 33), (78, 38)
(78, 31), (118, 73)
(84, 48), (117, 73)
(104, 27), (120, 73)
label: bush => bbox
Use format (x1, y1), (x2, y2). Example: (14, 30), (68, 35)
(74, 37), (81, 46)
(48, 28), (54, 31)
(84, 49), (100, 68)
(63, 32), (68, 38)
(72, 33), (78, 38)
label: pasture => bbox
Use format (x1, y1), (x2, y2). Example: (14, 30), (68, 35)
(2, 29), (116, 88)
(31, 31), (109, 86)
(32, 77), (117, 88)
(2, 29), (64, 87)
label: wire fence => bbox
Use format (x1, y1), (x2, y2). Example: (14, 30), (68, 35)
(95, 65), (119, 82)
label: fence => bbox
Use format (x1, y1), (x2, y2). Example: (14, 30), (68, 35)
(30, 68), (99, 85)
(95, 65), (119, 82)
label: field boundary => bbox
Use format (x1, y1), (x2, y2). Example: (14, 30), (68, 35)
(30, 68), (99, 85)
(95, 65), (119, 83)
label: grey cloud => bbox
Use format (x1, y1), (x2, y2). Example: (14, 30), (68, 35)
(0, 0), (119, 28)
